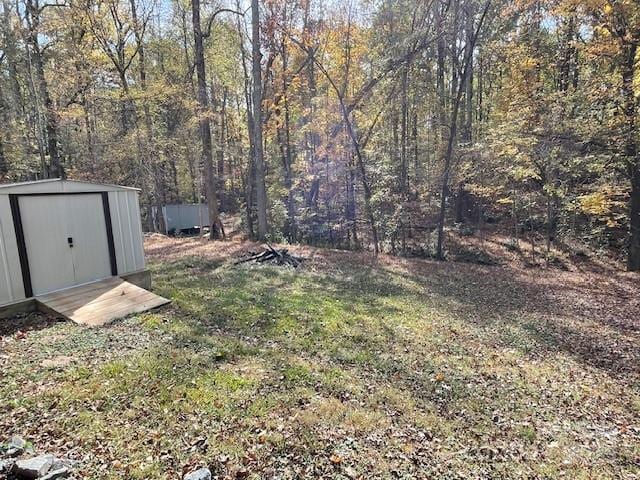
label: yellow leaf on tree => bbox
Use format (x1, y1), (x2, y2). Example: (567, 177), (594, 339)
(579, 192), (611, 217)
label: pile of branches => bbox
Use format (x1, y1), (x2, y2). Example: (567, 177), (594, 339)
(235, 244), (304, 268)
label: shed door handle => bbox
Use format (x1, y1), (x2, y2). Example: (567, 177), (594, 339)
(67, 237), (73, 248)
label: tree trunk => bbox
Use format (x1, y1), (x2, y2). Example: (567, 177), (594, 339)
(25, 0), (63, 178)
(192, 0), (223, 239)
(219, 89), (227, 212)
(400, 67), (408, 195)
(412, 110), (419, 183)
(83, 97), (98, 170)
(1, 0), (25, 116)
(23, 49), (47, 173)
(130, 0), (166, 233)
(341, 109), (379, 254)
(630, 168), (640, 271)
(400, 67), (409, 254)
(622, 42), (640, 271)
(252, 0), (268, 240)
(184, 138), (198, 203)
(463, 4), (474, 142)
(436, 0), (491, 260)
(0, 82), (9, 176)
(235, 4), (255, 238)
(346, 149), (358, 248)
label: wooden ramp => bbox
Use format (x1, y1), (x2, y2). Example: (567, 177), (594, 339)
(36, 277), (170, 326)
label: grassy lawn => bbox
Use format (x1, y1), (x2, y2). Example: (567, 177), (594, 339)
(1, 236), (639, 479)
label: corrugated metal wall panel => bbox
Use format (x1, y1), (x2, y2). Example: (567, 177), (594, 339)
(108, 191), (145, 275)
(0, 196), (26, 304)
(162, 204), (209, 232)
(127, 191), (146, 271)
(19, 194), (112, 296)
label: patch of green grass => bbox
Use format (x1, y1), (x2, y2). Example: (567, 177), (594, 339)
(281, 362), (314, 384)
(518, 425), (537, 443)
(1, 244), (637, 479)
(101, 359), (127, 378)
(184, 370), (255, 415)
(138, 313), (163, 329)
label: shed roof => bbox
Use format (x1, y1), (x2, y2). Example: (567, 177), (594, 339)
(0, 178), (140, 194)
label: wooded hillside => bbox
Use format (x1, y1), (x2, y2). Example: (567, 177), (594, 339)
(0, 0), (638, 270)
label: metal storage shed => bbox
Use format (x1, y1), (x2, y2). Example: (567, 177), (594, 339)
(152, 203), (209, 235)
(0, 179), (166, 323)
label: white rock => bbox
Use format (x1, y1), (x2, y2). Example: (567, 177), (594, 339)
(0, 458), (16, 473)
(13, 454), (54, 479)
(8, 436), (27, 450)
(40, 466), (70, 479)
(51, 458), (76, 471)
(184, 467), (212, 480)
(5, 435), (27, 457)
(344, 466), (358, 479)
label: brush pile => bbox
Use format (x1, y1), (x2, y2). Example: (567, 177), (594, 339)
(235, 244), (304, 268)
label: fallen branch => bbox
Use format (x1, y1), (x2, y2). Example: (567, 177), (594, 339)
(235, 245), (304, 268)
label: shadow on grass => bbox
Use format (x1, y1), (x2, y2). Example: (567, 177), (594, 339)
(149, 252), (638, 384)
(396, 260), (639, 381)
(144, 237), (252, 263)
(150, 256), (406, 360)
(0, 311), (64, 337)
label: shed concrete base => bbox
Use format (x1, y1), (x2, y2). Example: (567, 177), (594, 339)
(0, 298), (38, 319)
(120, 269), (152, 290)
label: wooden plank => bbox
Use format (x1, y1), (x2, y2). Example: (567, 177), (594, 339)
(56, 285), (154, 312)
(44, 281), (140, 311)
(35, 278), (170, 326)
(37, 277), (122, 303)
(63, 293), (169, 326)
(36, 277), (122, 303)
(59, 289), (157, 316)
(71, 296), (168, 326)
(74, 296), (169, 327)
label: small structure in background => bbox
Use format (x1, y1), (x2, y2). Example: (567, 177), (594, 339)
(0, 178), (168, 324)
(152, 203), (209, 236)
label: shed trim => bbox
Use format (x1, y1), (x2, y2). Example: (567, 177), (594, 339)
(101, 192), (118, 276)
(0, 178), (141, 192)
(0, 178), (61, 189)
(9, 194), (32, 298)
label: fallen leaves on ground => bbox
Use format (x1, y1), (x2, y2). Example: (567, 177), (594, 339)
(1, 235), (638, 479)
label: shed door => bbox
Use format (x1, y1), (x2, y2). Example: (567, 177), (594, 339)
(19, 194), (113, 296)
